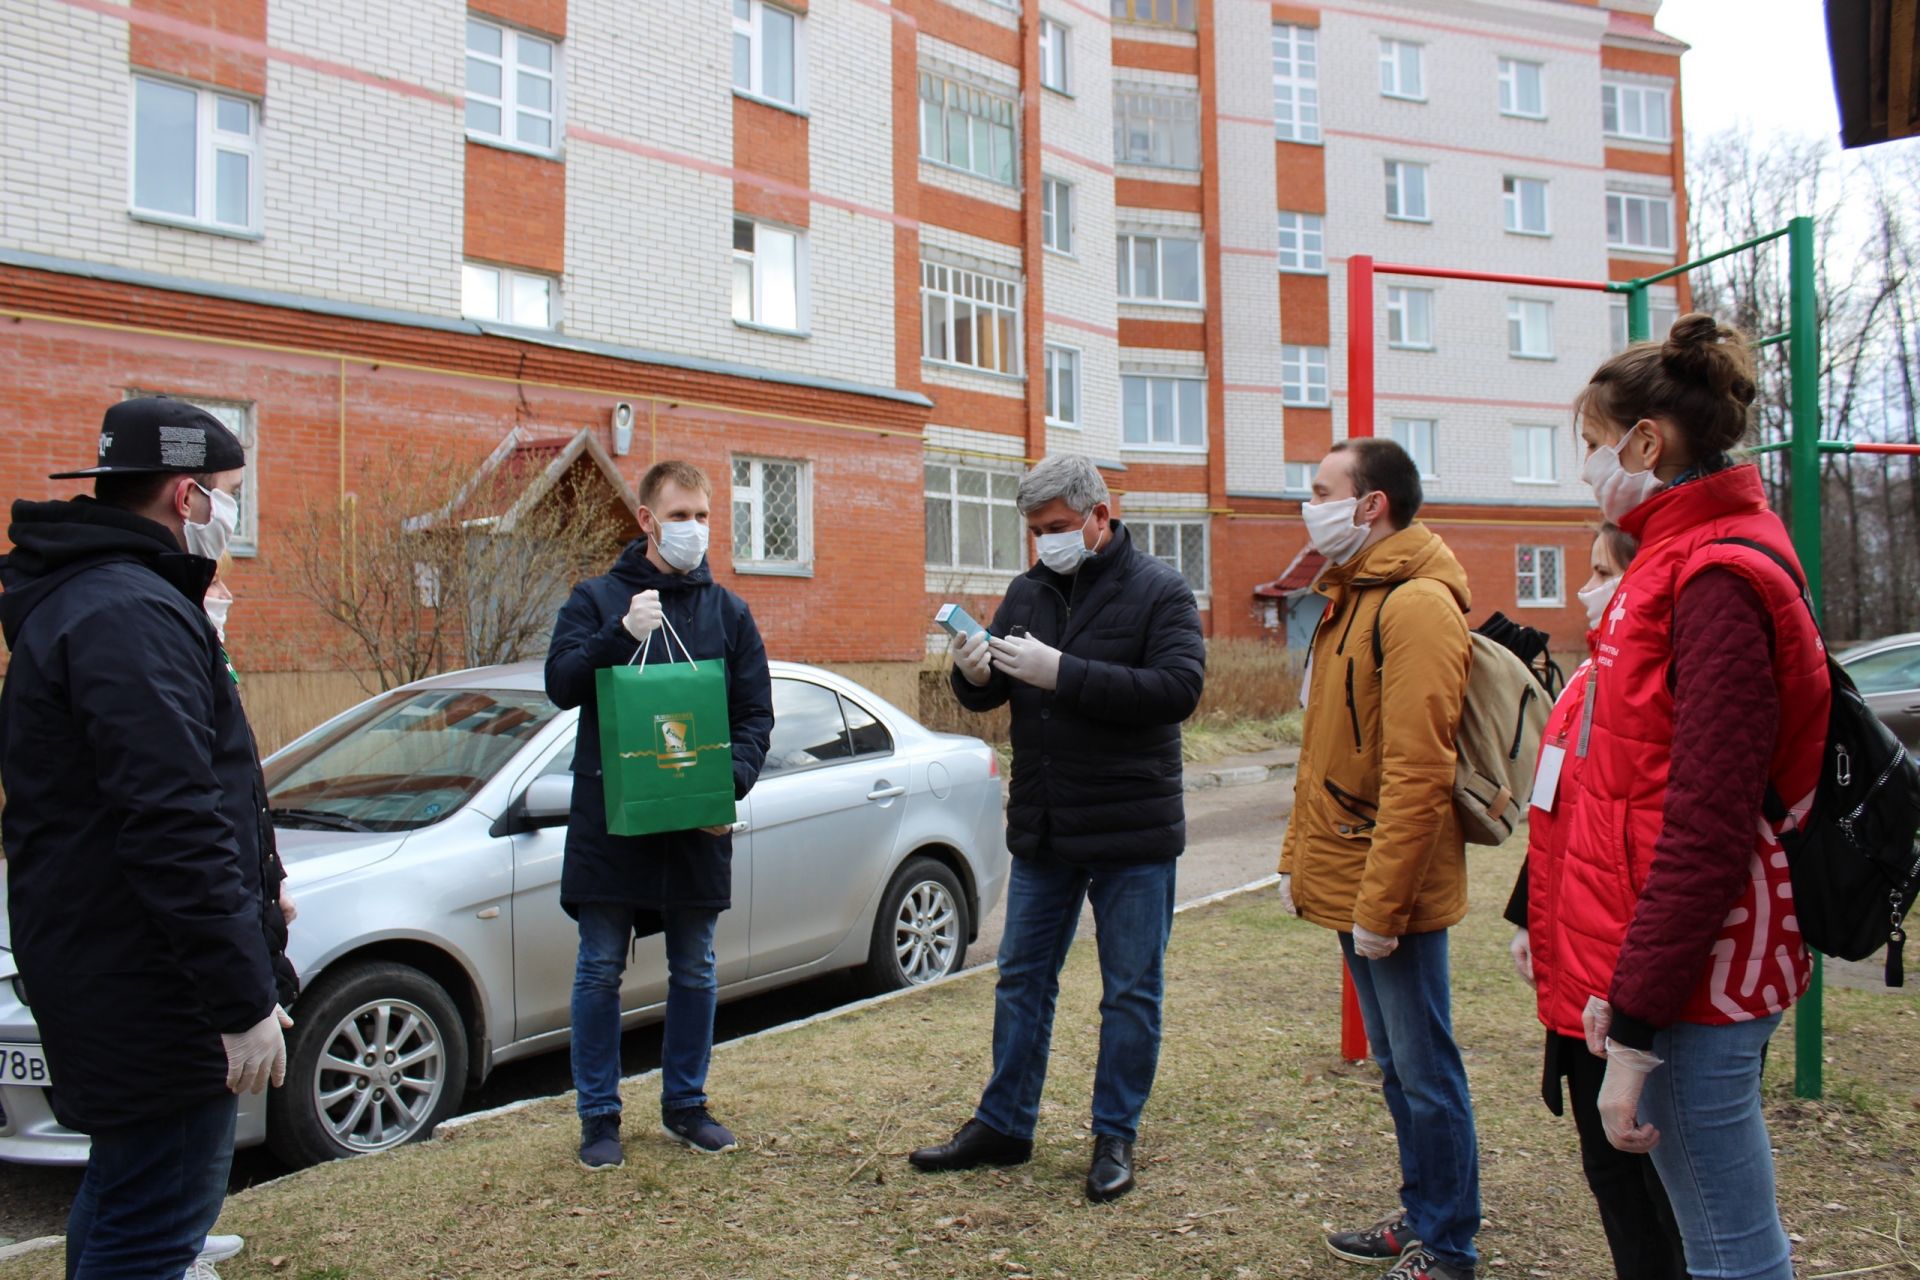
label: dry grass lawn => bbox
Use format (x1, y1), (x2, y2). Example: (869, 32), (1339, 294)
(18, 840), (1920, 1279)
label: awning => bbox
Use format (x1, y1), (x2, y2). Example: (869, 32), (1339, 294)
(1827, 0), (1919, 148)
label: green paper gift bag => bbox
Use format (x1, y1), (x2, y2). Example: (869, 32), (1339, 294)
(595, 618), (737, 837)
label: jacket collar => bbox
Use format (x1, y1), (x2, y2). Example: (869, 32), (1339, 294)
(1618, 464), (1770, 546)
(608, 536), (714, 593)
(1, 498), (215, 645)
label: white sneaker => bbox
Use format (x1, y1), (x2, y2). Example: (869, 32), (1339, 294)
(198, 1235), (245, 1264)
(182, 1262), (222, 1280)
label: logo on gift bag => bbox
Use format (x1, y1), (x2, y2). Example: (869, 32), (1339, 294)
(655, 713), (697, 769)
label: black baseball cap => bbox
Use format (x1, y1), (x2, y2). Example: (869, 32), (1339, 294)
(49, 397), (246, 480)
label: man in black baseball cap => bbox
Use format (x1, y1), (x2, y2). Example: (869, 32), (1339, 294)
(1, 396), (296, 1278)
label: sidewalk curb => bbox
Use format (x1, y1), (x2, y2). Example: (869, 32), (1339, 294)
(1182, 760), (1297, 792)
(0, 1236), (60, 1262)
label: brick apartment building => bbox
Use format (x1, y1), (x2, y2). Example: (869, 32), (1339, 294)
(0, 0), (1690, 730)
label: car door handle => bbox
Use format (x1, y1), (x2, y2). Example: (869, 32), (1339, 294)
(729, 820), (750, 834)
(867, 783), (907, 801)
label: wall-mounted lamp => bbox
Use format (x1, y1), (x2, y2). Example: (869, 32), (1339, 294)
(612, 401), (635, 456)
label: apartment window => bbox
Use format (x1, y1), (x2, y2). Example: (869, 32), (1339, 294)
(131, 77), (259, 234)
(1138, 521), (1209, 592)
(926, 463), (1022, 571)
(463, 262), (556, 328)
(733, 1), (802, 108)
(1385, 161), (1429, 221)
(1113, 89), (1200, 169)
(466, 19), (559, 151)
(1602, 81), (1671, 142)
(1044, 345), (1081, 428)
(1511, 425), (1558, 483)
(1281, 345), (1329, 406)
(1283, 461), (1319, 495)
(1040, 19), (1071, 93)
(1122, 375), (1206, 449)
(1503, 176), (1550, 235)
(1606, 192), (1674, 253)
(1277, 211), (1325, 273)
(920, 72), (1017, 183)
(1507, 298), (1553, 359)
(1609, 298), (1681, 351)
(1516, 545), (1564, 606)
(731, 458), (809, 570)
(1379, 39), (1425, 100)
(1386, 287), (1434, 349)
(1498, 58), (1545, 118)
(1042, 178), (1074, 254)
(1111, 0), (1196, 29)
(1272, 24), (1321, 143)
(922, 262), (1021, 375)
(1116, 234), (1202, 305)
(1387, 418), (1437, 479)
(732, 218), (804, 332)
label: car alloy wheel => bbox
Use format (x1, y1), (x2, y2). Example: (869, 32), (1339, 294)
(893, 879), (960, 985)
(311, 997), (448, 1154)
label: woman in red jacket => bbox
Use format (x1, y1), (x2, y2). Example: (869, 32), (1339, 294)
(1556, 315), (1829, 1280)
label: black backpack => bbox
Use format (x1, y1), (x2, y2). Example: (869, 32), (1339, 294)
(1474, 611), (1566, 698)
(1714, 538), (1920, 986)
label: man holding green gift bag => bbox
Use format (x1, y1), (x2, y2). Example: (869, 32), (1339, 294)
(545, 460), (774, 1169)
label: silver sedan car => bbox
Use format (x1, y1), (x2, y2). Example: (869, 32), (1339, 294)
(0, 660), (1008, 1168)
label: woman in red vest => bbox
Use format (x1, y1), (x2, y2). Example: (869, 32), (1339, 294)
(1555, 315), (1829, 1280)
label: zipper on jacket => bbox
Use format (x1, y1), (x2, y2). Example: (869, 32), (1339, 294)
(1344, 658), (1363, 751)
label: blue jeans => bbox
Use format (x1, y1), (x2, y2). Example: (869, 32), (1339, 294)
(1341, 930), (1482, 1272)
(571, 904), (720, 1118)
(1640, 1014), (1792, 1280)
(975, 855), (1177, 1145)
(65, 1091), (237, 1280)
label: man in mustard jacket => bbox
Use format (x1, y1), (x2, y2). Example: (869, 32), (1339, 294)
(1279, 438), (1480, 1280)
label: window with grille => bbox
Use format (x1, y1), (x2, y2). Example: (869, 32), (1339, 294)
(1516, 545), (1563, 606)
(1281, 345), (1329, 406)
(1113, 89), (1200, 169)
(919, 71), (1017, 184)
(1278, 211), (1325, 273)
(1504, 176), (1549, 235)
(1116, 234), (1202, 304)
(1122, 375), (1206, 449)
(1606, 191), (1674, 253)
(1111, 0), (1195, 30)
(1386, 287), (1434, 349)
(466, 18), (560, 151)
(925, 464), (1023, 571)
(921, 262), (1021, 375)
(1602, 81), (1671, 142)
(1499, 58), (1545, 118)
(1137, 521), (1208, 592)
(1272, 24), (1320, 143)
(731, 457), (809, 570)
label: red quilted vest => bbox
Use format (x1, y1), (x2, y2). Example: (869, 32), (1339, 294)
(1526, 648), (1600, 1038)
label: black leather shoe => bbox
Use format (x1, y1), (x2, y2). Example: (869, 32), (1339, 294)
(1086, 1135), (1135, 1202)
(907, 1119), (1032, 1172)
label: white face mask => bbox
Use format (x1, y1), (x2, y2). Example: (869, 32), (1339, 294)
(1577, 576), (1619, 631)
(1301, 496), (1370, 565)
(1036, 513), (1095, 576)
(204, 593), (232, 641)
(1581, 429), (1667, 523)
(654, 518), (709, 572)
(186, 484), (239, 562)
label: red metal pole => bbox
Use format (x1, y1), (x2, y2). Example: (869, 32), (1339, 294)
(1370, 261), (1615, 292)
(1341, 964), (1369, 1062)
(1347, 254), (1375, 438)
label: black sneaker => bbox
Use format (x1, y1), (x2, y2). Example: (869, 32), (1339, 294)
(662, 1106), (738, 1154)
(1326, 1210), (1420, 1265)
(578, 1114), (623, 1170)
(1384, 1245), (1474, 1280)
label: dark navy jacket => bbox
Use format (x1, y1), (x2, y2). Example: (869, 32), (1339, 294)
(544, 538), (773, 928)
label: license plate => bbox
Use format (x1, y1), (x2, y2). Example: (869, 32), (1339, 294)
(0, 1043), (49, 1087)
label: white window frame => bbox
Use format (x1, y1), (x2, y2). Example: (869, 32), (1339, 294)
(1609, 296), (1681, 351)
(925, 462), (1024, 572)
(1283, 460), (1319, 495)
(1516, 544), (1565, 607)
(1386, 287), (1434, 350)
(733, 0), (806, 110)
(1511, 424), (1558, 484)
(1122, 374), (1208, 451)
(732, 217), (808, 334)
(1385, 160), (1430, 222)
(1503, 175), (1551, 236)
(1113, 88), (1200, 169)
(1281, 345), (1330, 407)
(1117, 233), (1203, 306)
(126, 392), (260, 555)
(465, 17), (561, 155)
(462, 261), (558, 329)
(1277, 211), (1325, 274)
(730, 456), (812, 574)
(1606, 191), (1675, 254)
(1507, 298), (1553, 359)
(1272, 24), (1321, 144)
(129, 75), (261, 236)
(1042, 177), (1074, 255)
(920, 70), (1018, 184)
(1044, 345), (1082, 428)
(1387, 418), (1437, 480)
(921, 261), (1022, 376)
(1602, 80), (1672, 143)
(1379, 39), (1426, 101)
(1040, 19), (1071, 94)
(1136, 519), (1209, 594)
(1498, 57), (1545, 119)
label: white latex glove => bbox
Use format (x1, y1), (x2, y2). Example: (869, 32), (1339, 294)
(622, 590), (662, 642)
(1598, 1040), (1664, 1152)
(1277, 873), (1297, 916)
(951, 629), (994, 687)
(1510, 929), (1536, 988)
(988, 634), (1062, 691)
(1583, 995), (1612, 1057)
(279, 887), (298, 925)
(222, 1006), (293, 1096)
(1351, 923), (1398, 959)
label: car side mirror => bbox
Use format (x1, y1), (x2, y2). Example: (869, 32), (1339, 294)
(521, 774), (574, 825)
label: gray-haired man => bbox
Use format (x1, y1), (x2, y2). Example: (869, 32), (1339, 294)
(908, 455), (1206, 1202)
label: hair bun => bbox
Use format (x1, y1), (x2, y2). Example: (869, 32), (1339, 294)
(1661, 312), (1758, 410)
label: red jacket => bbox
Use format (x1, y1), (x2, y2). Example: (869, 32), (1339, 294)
(1552, 466), (1829, 1032)
(1526, 648), (1600, 1038)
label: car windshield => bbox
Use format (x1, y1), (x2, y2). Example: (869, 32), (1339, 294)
(264, 688), (557, 832)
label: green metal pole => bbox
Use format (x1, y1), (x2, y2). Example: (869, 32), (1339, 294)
(1787, 212), (1823, 1102)
(1627, 286), (1652, 343)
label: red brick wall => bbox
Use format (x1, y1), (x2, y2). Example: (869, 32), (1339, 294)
(130, 0), (266, 96)
(464, 143), (567, 275)
(469, 0), (567, 37)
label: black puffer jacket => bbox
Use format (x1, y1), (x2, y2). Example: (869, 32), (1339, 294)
(544, 538), (773, 930)
(0, 498), (288, 1133)
(952, 520), (1205, 866)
